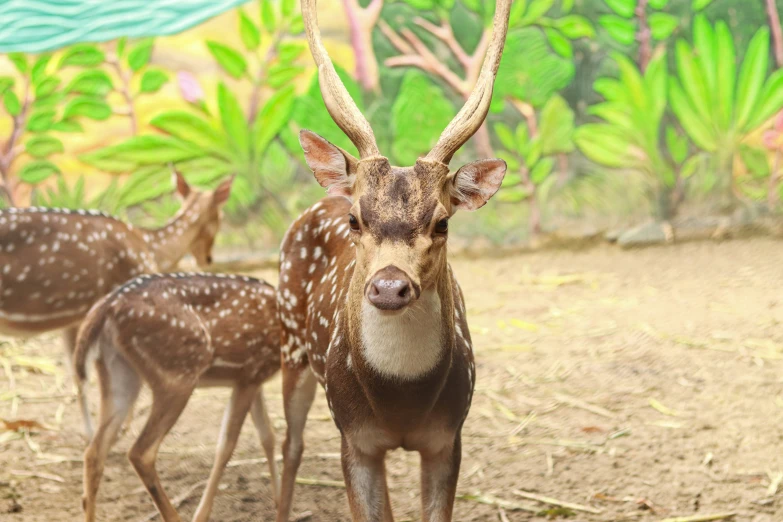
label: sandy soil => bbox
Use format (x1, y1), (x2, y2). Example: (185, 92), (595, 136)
(2, 239), (783, 521)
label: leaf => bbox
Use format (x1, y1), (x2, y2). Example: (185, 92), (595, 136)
(669, 79), (717, 151)
(494, 123), (517, 151)
(261, 0), (276, 33)
(747, 68), (783, 131)
(714, 21), (736, 132)
(58, 44), (104, 68)
(739, 145), (770, 177)
(555, 15), (595, 39)
(530, 157), (555, 184)
(63, 96), (111, 121)
(604, 0), (636, 18)
(278, 42), (307, 63)
(692, 0), (714, 11)
(206, 41), (248, 79)
(561, 0), (574, 13)
(65, 70), (113, 96)
(51, 120), (83, 133)
(401, 0), (436, 9)
(600, 15), (637, 46)
(282, 0), (296, 17)
(239, 9), (261, 50)
(539, 95), (575, 155)
(127, 38), (154, 72)
(289, 14), (305, 34)
(25, 135), (64, 158)
(252, 85), (296, 161)
(509, 0), (528, 26)
(545, 29), (573, 58)
(8, 53), (28, 74)
(391, 71), (455, 165)
(675, 39), (710, 123)
(693, 15), (716, 106)
(266, 64), (305, 88)
(520, 0), (555, 26)
(27, 109), (56, 132)
(217, 82), (250, 157)
(31, 55), (52, 84)
(0, 77), (14, 95)
(139, 68), (169, 93)
(680, 154), (702, 179)
(150, 111), (228, 153)
(116, 37), (128, 58)
(501, 173), (522, 187)
(736, 27), (770, 132)
(80, 135), (202, 172)
(496, 186), (530, 203)
(649, 13), (678, 40)
(649, 0), (669, 8)
(18, 160), (60, 184)
(574, 124), (637, 168)
(3, 90), (21, 116)
(665, 126), (687, 164)
(34, 76), (60, 98)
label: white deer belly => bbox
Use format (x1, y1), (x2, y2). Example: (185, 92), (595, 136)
(360, 289), (443, 380)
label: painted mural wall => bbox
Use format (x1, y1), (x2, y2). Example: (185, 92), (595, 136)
(1, 0), (783, 247)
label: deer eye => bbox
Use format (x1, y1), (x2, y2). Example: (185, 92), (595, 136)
(434, 218), (449, 234)
(348, 214), (360, 231)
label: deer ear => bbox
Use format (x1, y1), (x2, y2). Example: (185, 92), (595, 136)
(213, 175), (234, 207)
(171, 166), (191, 199)
(450, 159), (507, 212)
(300, 130), (358, 197)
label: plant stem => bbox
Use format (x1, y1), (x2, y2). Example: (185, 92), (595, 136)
(247, 29), (286, 124)
(107, 50), (137, 135)
(636, 0), (651, 72)
(767, 0), (783, 67)
(0, 78), (30, 206)
(342, 0), (383, 93)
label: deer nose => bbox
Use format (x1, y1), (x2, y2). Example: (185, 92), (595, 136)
(367, 266), (414, 311)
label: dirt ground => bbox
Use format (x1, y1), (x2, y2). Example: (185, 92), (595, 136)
(2, 238), (783, 522)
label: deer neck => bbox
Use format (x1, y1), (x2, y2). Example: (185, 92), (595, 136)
(142, 201), (204, 271)
(346, 264), (455, 382)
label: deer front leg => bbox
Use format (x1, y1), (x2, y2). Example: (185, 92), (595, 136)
(341, 435), (394, 522)
(420, 433), (462, 522)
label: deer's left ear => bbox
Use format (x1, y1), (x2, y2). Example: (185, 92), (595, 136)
(172, 166), (191, 199)
(449, 159), (507, 212)
(213, 175), (235, 206)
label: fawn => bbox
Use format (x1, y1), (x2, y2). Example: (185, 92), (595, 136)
(274, 0), (510, 520)
(74, 272), (280, 522)
(0, 172), (233, 436)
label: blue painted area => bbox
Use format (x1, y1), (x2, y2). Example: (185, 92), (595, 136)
(0, 0), (252, 53)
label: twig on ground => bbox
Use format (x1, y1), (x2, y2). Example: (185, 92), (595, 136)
(139, 480), (208, 521)
(457, 493), (538, 513)
(10, 470), (65, 483)
(545, 451), (554, 476)
(649, 398), (681, 417)
(513, 489), (602, 514)
(554, 393), (615, 418)
(498, 507), (511, 522)
(293, 511), (313, 522)
(766, 471), (783, 497)
(658, 514), (736, 522)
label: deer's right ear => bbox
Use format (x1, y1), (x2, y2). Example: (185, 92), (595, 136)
(300, 130), (358, 197)
(171, 166), (191, 199)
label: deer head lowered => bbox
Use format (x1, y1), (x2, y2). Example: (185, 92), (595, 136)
(276, 0), (510, 520)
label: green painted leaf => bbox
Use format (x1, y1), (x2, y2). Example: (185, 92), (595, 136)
(32, 92), (63, 110)
(150, 110), (228, 153)
(252, 85), (296, 162)
(462, 0), (482, 13)
(675, 39), (710, 123)
(665, 126), (687, 164)
(739, 144), (770, 177)
(680, 154), (701, 178)
(3, 90), (21, 116)
(278, 42), (306, 63)
(217, 82), (250, 157)
(0, 77), (14, 95)
(206, 41), (248, 79)
(588, 102), (634, 129)
(556, 15), (595, 39)
(127, 38), (154, 72)
(692, 0), (714, 11)
(63, 96), (112, 121)
(604, 0), (636, 18)
(496, 186), (529, 203)
(116, 37), (128, 58)
(599, 15), (636, 45)
(65, 70), (113, 96)
(574, 124), (636, 168)
(401, 0), (436, 9)
(735, 27), (770, 132)
(545, 29), (572, 58)
(520, 0), (555, 26)
(530, 157), (555, 184)
(18, 160), (60, 184)
(266, 64), (305, 88)
(139, 68), (169, 93)
(58, 44), (104, 68)
(80, 135), (202, 173)
(51, 120), (83, 133)
(8, 53), (28, 74)
(27, 109), (56, 132)
(289, 14), (304, 34)
(501, 173), (523, 188)
(25, 135), (64, 158)
(31, 55), (52, 83)
(494, 123), (517, 152)
(34, 76), (60, 98)
(391, 71), (455, 165)
(282, 0), (296, 17)
(509, 0), (528, 26)
(649, 12), (678, 40)
(239, 9), (261, 50)
(649, 0), (669, 8)
(747, 69), (783, 131)
(561, 0), (575, 13)
(538, 95), (575, 155)
(692, 14), (716, 107)
(669, 79), (717, 151)
(593, 77), (627, 103)
(261, 0), (276, 32)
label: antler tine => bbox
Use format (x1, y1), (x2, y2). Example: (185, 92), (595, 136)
(301, 0), (380, 159)
(424, 0), (512, 165)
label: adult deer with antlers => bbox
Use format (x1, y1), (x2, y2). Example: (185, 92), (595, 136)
(0, 172), (233, 436)
(276, 0), (510, 520)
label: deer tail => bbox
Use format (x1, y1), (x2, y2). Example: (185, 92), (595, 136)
(73, 294), (113, 384)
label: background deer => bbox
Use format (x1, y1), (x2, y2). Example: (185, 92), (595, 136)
(74, 272), (280, 522)
(275, 0), (510, 520)
(0, 172), (233, 436)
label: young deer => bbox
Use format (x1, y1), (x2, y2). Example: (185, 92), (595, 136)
(276, 0), (510, 520)
(0, 172), (233, 436)
(74, 272), (280, 522)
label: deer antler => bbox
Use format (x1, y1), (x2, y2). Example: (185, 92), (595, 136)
(424, 0), (511, 165)
(301, 0), (380, 159)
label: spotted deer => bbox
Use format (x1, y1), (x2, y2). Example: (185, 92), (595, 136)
(74, 272), (280, 522)
(275, 0), (510, 520)
(0, 172), (233, 436)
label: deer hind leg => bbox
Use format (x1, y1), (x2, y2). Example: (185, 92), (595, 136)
(127, 384), (194, 522)
(63, 325), (94, 439)
(276, 364), (317, 522)
(250, 385), (279, 503)
(82, 355), (141, 522)
(192, 382), (258, 522)
(341, 435), (394, 522)
(419, 434), (462, 522)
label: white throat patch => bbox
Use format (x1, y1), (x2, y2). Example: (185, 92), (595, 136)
(360, 289), (443, 380)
